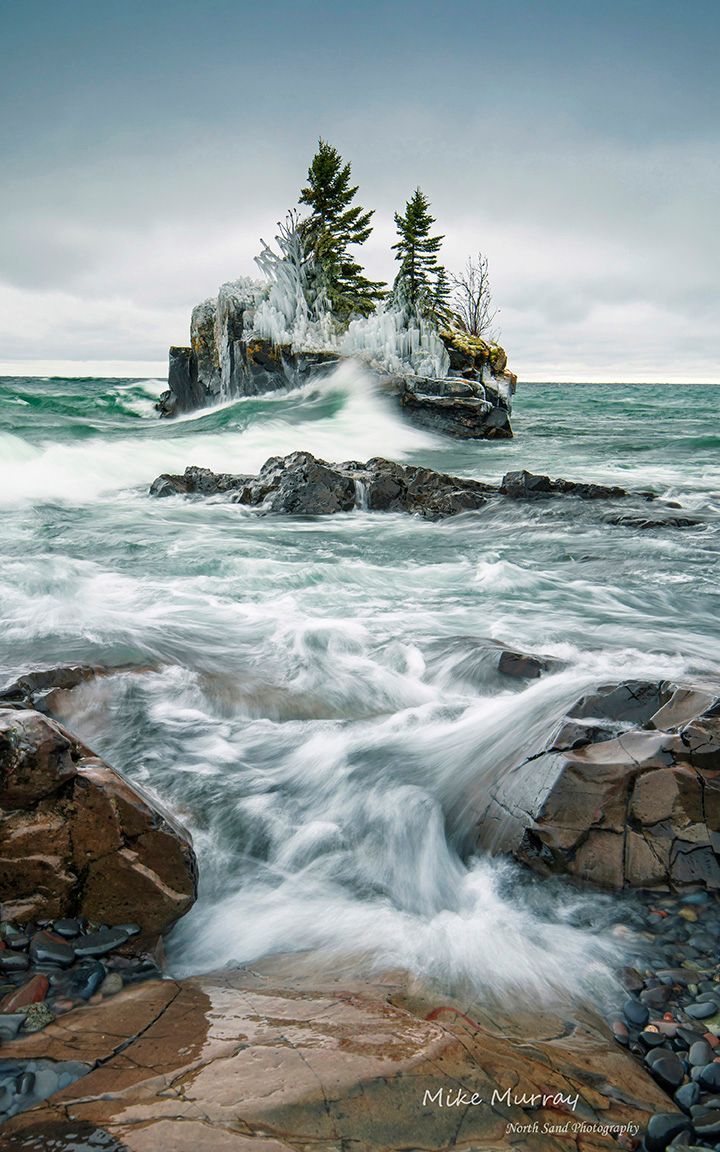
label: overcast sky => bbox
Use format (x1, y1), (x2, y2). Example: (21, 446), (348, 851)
(1, 0), (718, 381)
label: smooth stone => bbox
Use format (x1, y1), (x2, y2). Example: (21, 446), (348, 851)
(4, 932), (30, 951)
(642, 985), (674, 1008)
(0, 973), (49, 1012)
(69, 960), (106, 1000)
(0, 1013), (27, 1040)
(693, 1109), (720, 1137)
(624, 997), (650, 1027)
(51, 919), (82, 939)
(689, 1040), (715, 1066)
(646, 1046), (670, 1067)
(698, 1062), (720, 1091)
(115, 923), (141, 937)
(72, 928), (128, 958)
(651, 1053), (685, 1091)
(0, 952), (29, 974)
(675, 1080), (701, 1112)
(99, 972), (124, 997)
(28, 931), (75, 968)
(645, 1112), (692, 1152)
(685, 1002), (718, 1019)
(641, 1029), (672, 1048)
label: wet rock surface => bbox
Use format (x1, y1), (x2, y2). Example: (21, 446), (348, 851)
(473, 679), (720, 892)
(0, 958), (671, 1149)
(157, 289), (516, 440)
(0, 706), (197, 936)
(150, 451), (496, 519)
(0, 916), (162, 1121)
(608, 888), (720, 1150)
(149, 454), (700, 526)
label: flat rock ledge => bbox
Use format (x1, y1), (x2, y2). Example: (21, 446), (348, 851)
(0, 958), (671, 1151)
(473, 679), (720, 891)
(149, 455), (678, 521)
(0, 702), (197, 940)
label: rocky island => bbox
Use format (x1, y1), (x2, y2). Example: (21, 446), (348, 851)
(157, 143), (517, 438)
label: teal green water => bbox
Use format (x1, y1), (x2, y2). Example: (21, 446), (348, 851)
(0, 369), (718, 998)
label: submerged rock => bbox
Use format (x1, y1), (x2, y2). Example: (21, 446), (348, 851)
(473, 680), (720, 891)
(0, 707), (197, 938)
(150, 451), (495, 519)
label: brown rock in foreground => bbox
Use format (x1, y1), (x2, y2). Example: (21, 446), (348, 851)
(1, 957), (671, 1150)
(473, 679), (720, 890)
(0, 707), (197, 938)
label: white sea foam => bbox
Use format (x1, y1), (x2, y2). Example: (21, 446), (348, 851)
(0, 362), (436, 506)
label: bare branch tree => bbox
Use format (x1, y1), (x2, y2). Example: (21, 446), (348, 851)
(449, 253), (499, 339)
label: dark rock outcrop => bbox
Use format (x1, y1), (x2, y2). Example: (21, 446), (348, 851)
(151, 451), (495, 519)
(156, 346), (208, 418)
(473, 680), (720, 891)
(159, 284), (516, 439)
(394, 375), (513, 439)
(0, 708), (197, 939)
(500, 469), (633, 500)
(150, 453), (692, 525)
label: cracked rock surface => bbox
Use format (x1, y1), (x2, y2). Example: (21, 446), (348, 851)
(473, 679), (720, 890)
(0, 705), (197, 937)
(0, 957), (671, 1150)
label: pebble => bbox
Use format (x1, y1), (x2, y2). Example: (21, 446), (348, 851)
(645, 1113), (692, 1152)
(73, 928), (129, 958)
(0, 1013), (27, 1040)
(624, 997), (649, 1027)
(641, 1028), (670, 1048)
(693, 1109), (720, 1137)
(650, 1053), (685, 1092)
(69, 960), (106, 1000)
(688, 1040), (715, 1066)
(28, 931), (75, 968)
(0, 951), (30, 974)
(675, 1081), (701, 1112)
(0, 974), (49, 1012)
(697, 1062), (720, 1091)
(52, 919), (82, 939)
(99, 971), (124, 997)
(684, 1001), (717, 1019)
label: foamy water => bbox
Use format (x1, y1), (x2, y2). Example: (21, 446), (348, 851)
(0, 370), (718, 1003)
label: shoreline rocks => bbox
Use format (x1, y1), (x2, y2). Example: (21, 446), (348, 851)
(150, 451), (496, 519)
(0, 956), (672, 1147)
(148, 453), (702, 525)
(473, 679), (720, 892)
(0, 706), (197, 939)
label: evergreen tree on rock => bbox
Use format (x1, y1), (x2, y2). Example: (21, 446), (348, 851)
(391, 188), (448, 321)
(299, 139), (385, 321)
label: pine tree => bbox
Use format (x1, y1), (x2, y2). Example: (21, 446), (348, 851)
(298, 139), (385, 321)
(391, 188), (447, 321)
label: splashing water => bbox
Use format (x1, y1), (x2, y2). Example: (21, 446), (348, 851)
(0, 372), (718, 1003)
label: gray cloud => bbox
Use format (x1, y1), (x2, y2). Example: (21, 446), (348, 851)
(0, 0), (718, 379)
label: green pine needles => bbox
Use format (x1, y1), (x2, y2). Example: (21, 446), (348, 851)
(299, 139), (385, 321)
(391, 188), (449, 321)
